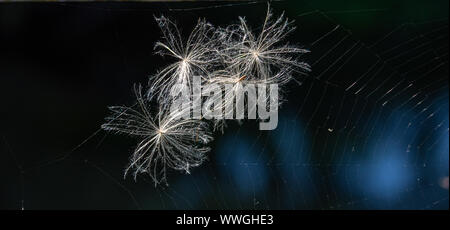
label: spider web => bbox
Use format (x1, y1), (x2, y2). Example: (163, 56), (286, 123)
(0, 0), (448, 210)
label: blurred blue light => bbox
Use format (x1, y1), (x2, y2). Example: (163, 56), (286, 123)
(270, 114), (308, 164)
(336, 109), (415, 206)
(434, 98), (449, 176)
(365, 153), (411, 199)
(361, 110), (414, 201)
(216, 134), (269, 197)
(270, 113), (316, 208)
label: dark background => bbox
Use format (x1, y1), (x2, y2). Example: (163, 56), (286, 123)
(0, 0), (448, 209)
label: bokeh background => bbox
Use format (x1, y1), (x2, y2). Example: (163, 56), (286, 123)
(0, 0), (448, 209)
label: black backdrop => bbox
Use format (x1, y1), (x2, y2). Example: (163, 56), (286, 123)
(0, 1), (448, 210)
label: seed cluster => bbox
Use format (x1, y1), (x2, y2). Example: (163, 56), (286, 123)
(102, 5), (310, 186)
